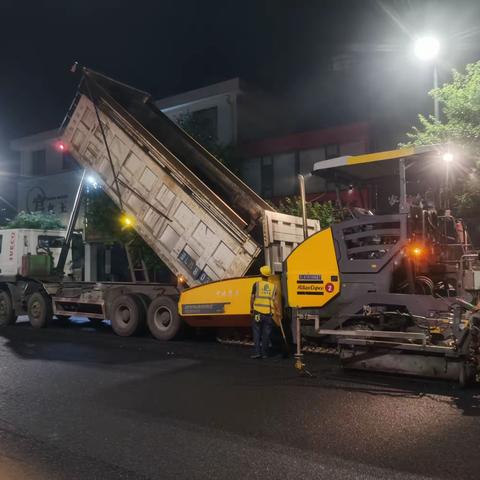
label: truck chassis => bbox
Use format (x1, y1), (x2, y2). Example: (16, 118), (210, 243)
(0, 277), (182, 341)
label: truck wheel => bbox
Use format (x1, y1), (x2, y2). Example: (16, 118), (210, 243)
(28, 292), (53, 328)
(110, 294), (145, 337)
(147, 296), (183, 341)
(0, 290), (17, 326)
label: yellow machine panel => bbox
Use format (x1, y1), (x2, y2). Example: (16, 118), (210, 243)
(179, 275), (282, 327)
(285, 228), (340, 308)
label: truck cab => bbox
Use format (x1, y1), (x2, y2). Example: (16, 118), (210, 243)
(0, 229), (71, 277)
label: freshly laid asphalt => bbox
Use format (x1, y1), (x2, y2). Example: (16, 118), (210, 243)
(0, 318), (479, 479)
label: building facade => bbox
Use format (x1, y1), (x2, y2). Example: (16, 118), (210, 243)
(240, 122), (370, 198)
(10, 129), (83, 226)
(156, 77), (292, 146)
(155, 78), (370, 198)
(156, 78), (242, 146)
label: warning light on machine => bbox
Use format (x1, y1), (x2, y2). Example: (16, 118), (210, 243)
(408, 245), (425, 258)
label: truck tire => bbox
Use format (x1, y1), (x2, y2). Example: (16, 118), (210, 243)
(110, 294), (145, 337)
(27, 292), (53, 329)
(0, 290), (17, 326)
(147, 296), (183, 341)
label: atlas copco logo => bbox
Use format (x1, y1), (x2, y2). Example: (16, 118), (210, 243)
(298, 284), (323, 292)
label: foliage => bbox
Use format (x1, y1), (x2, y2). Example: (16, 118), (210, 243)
(86, 190), (165, 271)
(276, 197), (343, 228)
(85, 189), (126, 243)
(3, 211), (65, 230)
(402, 61), (480, 215)
(177, 112), (241, 174)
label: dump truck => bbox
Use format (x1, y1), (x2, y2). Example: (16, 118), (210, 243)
(0, 67), (318, 340)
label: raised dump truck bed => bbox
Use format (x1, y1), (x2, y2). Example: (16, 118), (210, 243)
(62, 69), (271, 286)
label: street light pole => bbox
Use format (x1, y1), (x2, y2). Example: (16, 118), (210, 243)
(414, 35), (440, 119)
(433, 64), (439, 119)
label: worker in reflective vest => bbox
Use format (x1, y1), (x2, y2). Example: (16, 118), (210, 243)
(250, 265), (276, 359)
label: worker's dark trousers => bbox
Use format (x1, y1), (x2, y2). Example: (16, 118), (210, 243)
(252, 313), (273, 356)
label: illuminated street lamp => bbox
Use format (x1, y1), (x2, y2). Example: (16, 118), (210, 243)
(414, 35), (440, 119)
(442, 152), (454, 163)
(414, 36), (440, 61)
(86, 175), (99, 189)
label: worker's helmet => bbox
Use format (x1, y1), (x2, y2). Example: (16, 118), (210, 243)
(260, 265), (272, 277)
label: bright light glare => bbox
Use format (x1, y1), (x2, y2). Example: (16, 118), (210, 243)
(55, 141), (67, 152)
(86, 175), (99, 188)
(442, 152), (454, 163)
(408, 245), (424, 257)
(414, 36), (440, 61)
(120, 214), (135, 228)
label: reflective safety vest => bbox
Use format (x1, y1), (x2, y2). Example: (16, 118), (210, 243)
(253, 280), (276, 315)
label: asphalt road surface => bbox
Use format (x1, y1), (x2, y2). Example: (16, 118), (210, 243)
(0, 317), (479, 480)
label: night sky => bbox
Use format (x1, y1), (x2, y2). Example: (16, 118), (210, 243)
(1, 0), (480, 150)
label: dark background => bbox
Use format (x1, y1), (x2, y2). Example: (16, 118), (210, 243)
(1, 0), (480, 149)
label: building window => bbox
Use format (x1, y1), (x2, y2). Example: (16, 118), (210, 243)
(62, 154), (78, 170)
(241, 157), (261, 194)
(191, 107), (218, 141)
(261, 156), (273, 198)
(273, 152), (296, 196)
(325, 144), (339, 159)
(299, 147), (326, 174)
(31, 149), (46, 175)
(298, 148), (327, 194)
